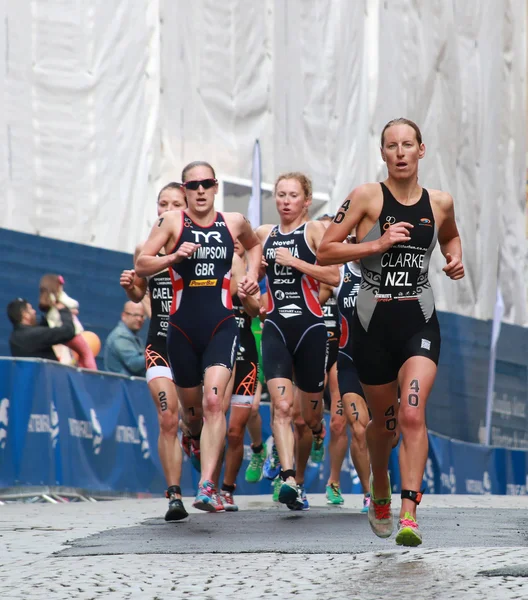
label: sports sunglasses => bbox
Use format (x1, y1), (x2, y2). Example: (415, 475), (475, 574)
(183, 178), (217, 191)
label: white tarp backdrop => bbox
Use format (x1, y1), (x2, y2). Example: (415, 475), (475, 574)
(0, 0), (526, 325)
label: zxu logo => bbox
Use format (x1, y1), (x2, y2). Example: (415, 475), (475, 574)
(192, 231), (222, 244)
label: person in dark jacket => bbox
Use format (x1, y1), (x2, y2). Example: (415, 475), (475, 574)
(7, 297), (76, 360)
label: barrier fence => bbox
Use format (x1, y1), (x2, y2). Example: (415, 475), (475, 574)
(0, 357), (527, 498)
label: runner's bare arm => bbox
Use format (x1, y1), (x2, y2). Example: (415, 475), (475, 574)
(234, 214), (262, 295)
(136, 212), (198, 277)
(255, 224), (274, 280)
(317, 184), (412, 265)
(319, 283), (334, 306)
(274, 247), (340, 287)
(231, 253), (260, 317)
(434, 192), (464, 281)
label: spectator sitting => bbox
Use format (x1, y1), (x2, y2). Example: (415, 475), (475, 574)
(104, 301), (146, 377)
(7, 297), (75, 360)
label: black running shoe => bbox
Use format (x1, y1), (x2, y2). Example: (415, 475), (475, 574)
(165, 497), (189, 522)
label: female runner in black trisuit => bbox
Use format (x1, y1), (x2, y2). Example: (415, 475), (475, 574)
(318, 118), (464, 546)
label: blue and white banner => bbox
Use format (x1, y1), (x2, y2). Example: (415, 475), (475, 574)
(1, 357), (528, 497)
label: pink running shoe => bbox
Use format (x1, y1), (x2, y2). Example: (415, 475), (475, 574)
(210, 490), (226, 513)
(193, 480), (215, 512)
(219, 490), (239, 512)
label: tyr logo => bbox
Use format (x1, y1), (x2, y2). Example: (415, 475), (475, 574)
(191, 231), (222, 244)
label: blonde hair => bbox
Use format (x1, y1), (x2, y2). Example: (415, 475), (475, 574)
(274, 172), (312, 200)
(39, 274), (63, 311)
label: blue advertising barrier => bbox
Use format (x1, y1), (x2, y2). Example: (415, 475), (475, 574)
(427, 313), (528, 446)
(0, 357), (527, 497)
(2, 226), (526, 444)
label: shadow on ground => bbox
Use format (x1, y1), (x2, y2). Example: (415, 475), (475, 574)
(56, 507), (528, 557)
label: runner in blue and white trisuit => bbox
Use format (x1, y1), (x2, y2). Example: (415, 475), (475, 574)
(318, 258), (367, 511)
(318, 118), (464, 546)
(320, 239), (371, 510)
(256, 172), (339, 510)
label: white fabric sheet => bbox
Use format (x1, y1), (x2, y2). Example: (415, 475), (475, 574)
(0, 0), (526, 324)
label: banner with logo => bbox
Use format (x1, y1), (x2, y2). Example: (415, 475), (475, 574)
(0, 359), (166, 493)
(0, 360), (61, 487)
(1, 357), (528, 497)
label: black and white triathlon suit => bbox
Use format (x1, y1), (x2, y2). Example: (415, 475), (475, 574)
(335, 261), (364, 399)
(231, 293), (259, 407)
(144, 262), (172, 383)
(262, 223), (328, 393)
(352, 182), (441, 385)
(167, 211), (239, 388)
(322, 293), (340, 373)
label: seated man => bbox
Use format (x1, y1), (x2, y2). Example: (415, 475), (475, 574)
(104, 301), (146, 377)
(7, 297), (75, 360)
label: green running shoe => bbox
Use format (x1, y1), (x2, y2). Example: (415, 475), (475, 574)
(245, 443), (267, 483)
(310, 420), (326, 463)
(395, 512), (422, 547)
(272, 477), (282, 503)
(325, 482), (344, 505)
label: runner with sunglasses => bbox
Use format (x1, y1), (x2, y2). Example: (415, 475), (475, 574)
(256, 172), (339, 510)
(317, 118), (464, 546)
(136, 161), (262, 512)
(120, 182), (189, 521)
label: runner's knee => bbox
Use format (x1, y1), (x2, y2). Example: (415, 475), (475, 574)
(274, 398), (291, 421)
(159, 409), (179, 436)
(203, 389), (224, 414)
(293, 415), (310, 435)
(227, 424), (245, 448)
(398, 407), (425, 434)
(350, 418), (366, 440)
(330, 414), (346, 438)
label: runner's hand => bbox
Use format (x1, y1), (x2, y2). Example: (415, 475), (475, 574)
(237, 283), (247, 301)
(275, 247), (296, 267)
(259, 257), (268, 281)
(239, 275), (259, 296)
(378, 222), (413, 252)
(443, 253), (465, 280)
(172, 243), (200, 263)
(120, 269), (136, 290)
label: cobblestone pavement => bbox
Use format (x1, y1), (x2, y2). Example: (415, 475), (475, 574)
(1, 495), (528, 599)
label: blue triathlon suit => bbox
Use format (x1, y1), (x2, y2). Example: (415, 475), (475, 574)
(231, 293), (259, 406)
(261, 223), (327, 393)
(352, 182), (441, 385)
(336, 262), (364, 399)
(322, 293), (340, 374)
(167, 211), (239, 388)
